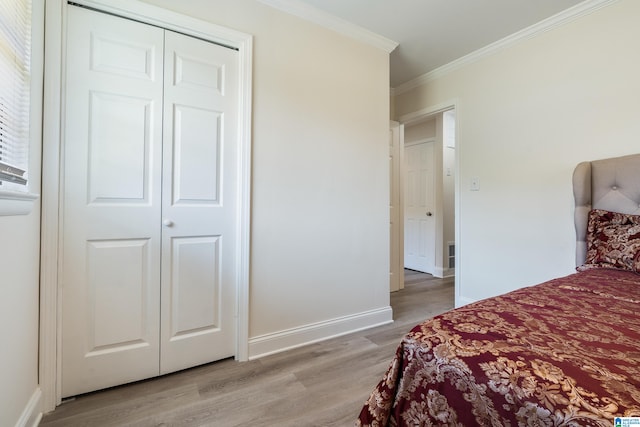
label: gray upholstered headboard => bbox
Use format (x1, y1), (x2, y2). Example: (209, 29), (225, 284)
(573, 153), (640, 267)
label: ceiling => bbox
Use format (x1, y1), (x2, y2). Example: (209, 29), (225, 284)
(294, 0), (586, 87)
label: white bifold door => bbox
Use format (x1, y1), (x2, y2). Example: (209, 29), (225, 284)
(61, 5), (239, 397)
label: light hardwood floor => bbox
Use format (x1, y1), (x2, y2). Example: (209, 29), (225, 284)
(40, 270), (454, 427)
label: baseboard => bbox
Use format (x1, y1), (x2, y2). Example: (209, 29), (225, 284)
(248, 306), (393, 360)
(15, 387), (42, 427)
(433, 267), (455, 278)
(455, 295), (476, 308)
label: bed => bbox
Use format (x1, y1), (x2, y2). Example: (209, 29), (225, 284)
(357, 154), (640, 426)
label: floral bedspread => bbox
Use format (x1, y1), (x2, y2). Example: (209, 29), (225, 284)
(357, 269), (640, 426)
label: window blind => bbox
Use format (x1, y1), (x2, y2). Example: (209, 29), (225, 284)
(0, 0), (31, 187)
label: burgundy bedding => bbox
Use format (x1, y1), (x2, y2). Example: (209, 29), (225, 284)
(357, 269), (640, 426)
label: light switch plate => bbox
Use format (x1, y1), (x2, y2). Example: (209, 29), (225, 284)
(470, 177), (480, 191)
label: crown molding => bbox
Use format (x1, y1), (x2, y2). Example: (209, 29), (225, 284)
(257, 0), (398, 53)
(392, 0), (619, 96)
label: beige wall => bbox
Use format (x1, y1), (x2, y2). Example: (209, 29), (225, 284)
(404, 118), (436, 143)
(137, 0), (391, 345)
(394, 0), (640, 304)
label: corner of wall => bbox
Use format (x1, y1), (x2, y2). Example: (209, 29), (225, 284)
(389, 87), (396, 120)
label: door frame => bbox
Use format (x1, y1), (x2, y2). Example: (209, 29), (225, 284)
(40, 0), (253, 411)
(389, 121), (404, 292)
(397, 100), (459, 298)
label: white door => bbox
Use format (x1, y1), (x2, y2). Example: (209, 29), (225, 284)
(404, 141), (435, 274)
(61, 6), (164, 397)
(160, 31), (238, 374)
(61, 6), (238, 397)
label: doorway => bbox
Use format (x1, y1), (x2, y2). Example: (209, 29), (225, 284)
(399, 107), (456, 279)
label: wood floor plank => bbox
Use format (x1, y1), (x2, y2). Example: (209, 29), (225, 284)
(40, 270), (453, 426)
(41, 384), (200, 426)
(139, 373), (307, 427)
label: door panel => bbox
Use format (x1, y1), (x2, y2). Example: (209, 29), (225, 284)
(160, 30), (238, 374)
(90, 32), (157, 81)
(61, 6), (164, 397)
(169, 236), (221, 337)
(87, 239), (152, 351)
(404, 141), (435, 273)
(172, 105), (221, 203)
(174, 53), (224, 92)
(88, 93), (152, 202)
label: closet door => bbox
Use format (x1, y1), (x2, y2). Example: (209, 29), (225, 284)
(160, 31), (238, 373)
(61, 6), (164, 397)
(61, 6), (240, 397)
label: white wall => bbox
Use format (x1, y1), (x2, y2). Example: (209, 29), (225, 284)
(394, 0), (640, 304)
(0, 213), (41, 427)
(138, 0), (391, 354)
(1, 1), (44, 425)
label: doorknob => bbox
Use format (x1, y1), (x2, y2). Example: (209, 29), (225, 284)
(426, 212), (433, 216)
(163, 219), (174, 227)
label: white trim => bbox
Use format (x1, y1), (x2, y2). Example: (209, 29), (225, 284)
(432, 266), (455, 279)
(456, 296), (476, 308)
(14, 388), (42, 427)
(248, 307), (393, 360)
(389, 120), (404, 292)
(404, 136), (436, 148)
(257, 0), (398, 53)
(392, 0), (619, 95)
(71, 0), (250, 48)
(40, 0), (252, 411)
(235, 31), (253, 363)
(432, 267), (444, 279)
(39, 0), (64, 412)
(399, 102), (458, 126)
(0, 191), (38, 216)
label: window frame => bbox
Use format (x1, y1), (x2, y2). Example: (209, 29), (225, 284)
(0, 0), (40, 215)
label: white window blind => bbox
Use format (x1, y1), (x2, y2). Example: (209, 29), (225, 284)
(0, 0), (31, 187)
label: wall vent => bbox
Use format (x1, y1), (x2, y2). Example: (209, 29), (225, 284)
(448, 242), (455, 269)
